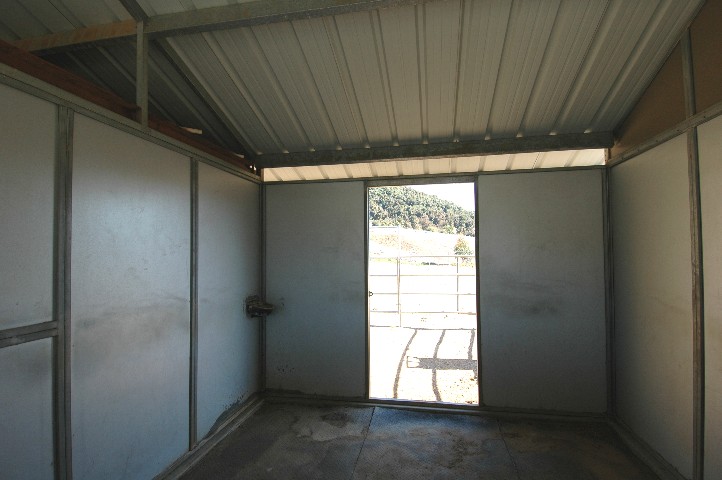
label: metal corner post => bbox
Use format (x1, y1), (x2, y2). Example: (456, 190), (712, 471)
(601, 168), (616, 418)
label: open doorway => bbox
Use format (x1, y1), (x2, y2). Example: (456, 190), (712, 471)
(368, 182), (478, 405)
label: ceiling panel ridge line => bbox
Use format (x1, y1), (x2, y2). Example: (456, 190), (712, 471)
(256, 131), (613, 168)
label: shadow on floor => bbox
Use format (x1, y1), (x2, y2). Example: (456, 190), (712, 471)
(180, 402), (659, 480)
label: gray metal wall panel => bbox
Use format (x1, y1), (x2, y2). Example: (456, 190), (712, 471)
(197, 163), (260, 439)
(71, 115), (190, 480)
(611, 134), (693, 478)
(0, 84), (55, 330)
(265, 182), (366, 397)
(699, 115), (722, 480)
(477, 169), (606, 413)
(0, 339), (54, 480)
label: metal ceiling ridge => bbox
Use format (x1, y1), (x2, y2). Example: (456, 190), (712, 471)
(255, 131), (614, 168)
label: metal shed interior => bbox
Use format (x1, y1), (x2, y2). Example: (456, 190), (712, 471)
(1, 0), (721, 479)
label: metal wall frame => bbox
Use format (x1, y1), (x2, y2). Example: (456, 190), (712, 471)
(0, 72), (263, 480)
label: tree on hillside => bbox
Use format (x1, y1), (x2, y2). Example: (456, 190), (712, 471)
(454, 237), (473, 256)
(369, 186), (475, 236)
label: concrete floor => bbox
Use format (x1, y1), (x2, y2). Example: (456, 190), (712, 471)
(180, 402), (659, 480)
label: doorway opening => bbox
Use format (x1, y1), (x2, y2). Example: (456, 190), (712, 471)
(368, 182), (478, 405)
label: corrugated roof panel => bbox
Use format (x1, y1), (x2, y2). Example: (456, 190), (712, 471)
(378, 5), (422, 145)
(0, 0), (67, 39)
(509, 152), (540, 170)
(349, 163), (374, 179)
(251, 22), (340, 151)
(422, 1), (462, 142)
(398, 159), (426, 176)
(537, 150), (575, 169)
(335, 11), (394, 146)
(210, 28), (309, 152)
(454, 0), (511, 141)
(135, 0), (257, 16)
(570, 149), (605, 167)
(3, 0), (703, 166)
(43, 41), (243, 151)
(427, 157), (452, 175)
(318, 164), (349, 180)
(59, 0), (129, 25)
(373, 162), (400, 178)
(554, 0), (659, 132)
(520, 1), (607, 136)
(454, 156), (484, 173)
(291, 166), (325, 181)
(487, 0), (560, 138)
(591, 0), (702, 130)
(167, 33), (280, 154)
(0, 0), (130, 40)
(483, 154), (511, 172)
(292, 17), (366, 149)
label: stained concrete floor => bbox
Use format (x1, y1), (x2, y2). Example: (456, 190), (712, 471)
(180, 402), (659, 480)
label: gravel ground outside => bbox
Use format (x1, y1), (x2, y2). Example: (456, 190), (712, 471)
(368, 226), (479, 405)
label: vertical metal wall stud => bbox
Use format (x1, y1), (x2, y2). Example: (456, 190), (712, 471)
(682, 28), (705, 480)
(189, 159), (199, 449)
(54, 105), (74, 480)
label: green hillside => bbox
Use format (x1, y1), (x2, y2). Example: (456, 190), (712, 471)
(369, 186), (475, 236)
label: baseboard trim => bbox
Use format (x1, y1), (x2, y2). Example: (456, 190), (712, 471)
(264, 390), (607, 423)
(609, 418), (689, 480)
(154, 393), (264, 480)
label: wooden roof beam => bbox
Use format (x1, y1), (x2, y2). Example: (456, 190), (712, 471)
(12, 20), (137, 54)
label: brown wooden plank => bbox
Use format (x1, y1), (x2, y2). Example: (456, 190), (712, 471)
(0, 38), (138, 118)
(149, 117), (254, 172)
(12, 20), (136, 53)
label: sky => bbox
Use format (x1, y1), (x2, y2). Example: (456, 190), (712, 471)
(408, 183), (475, 212)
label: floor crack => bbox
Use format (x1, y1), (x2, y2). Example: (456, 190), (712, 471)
(348, 406), (375, 480)
(498, 419), (522, 480)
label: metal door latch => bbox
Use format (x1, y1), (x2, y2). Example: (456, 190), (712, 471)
(245, 295), (274, 318)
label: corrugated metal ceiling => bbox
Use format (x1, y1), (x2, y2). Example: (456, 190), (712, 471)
(0, 0), (704, 180)
(263, 148), (605, 182)
(161, 0), (700, 159)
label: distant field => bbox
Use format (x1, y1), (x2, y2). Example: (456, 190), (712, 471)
(369, 226), (475, 258)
